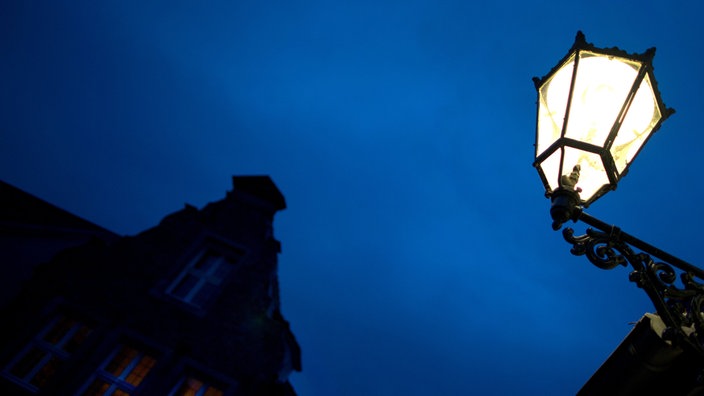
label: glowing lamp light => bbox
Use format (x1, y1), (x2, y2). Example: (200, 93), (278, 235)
(533, 32), (674, 209)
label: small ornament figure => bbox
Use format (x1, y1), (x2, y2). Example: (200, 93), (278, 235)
(560, 164), (582, 193)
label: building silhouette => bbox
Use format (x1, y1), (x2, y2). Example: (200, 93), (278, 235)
(0, 176), (301, 395)
(0, 180), (119, 309)
(579, 313), (704, 395)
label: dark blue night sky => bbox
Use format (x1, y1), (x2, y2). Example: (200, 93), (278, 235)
(3, 2), (704, 394)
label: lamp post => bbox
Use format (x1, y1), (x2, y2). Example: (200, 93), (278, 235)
(533, 32), (704, 361)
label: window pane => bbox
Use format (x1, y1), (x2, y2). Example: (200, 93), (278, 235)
(204, 386), (224, 396)
(192, 283), (218, 307)
(64, 324), (92, 353)
(42, 316), (75, 345)
(29, 355), (60, 387)
(194, 253), (219, 272)
(9, 346), (47, 380)
(105, 346), (139, 377)
(210, 259), (232, 282)
(81, 379), (112, 395)
(172, 377), (224, 396)
(171, 275), (198, 300)
(124, 354), (156, 386)
(173, 377), (204, 396)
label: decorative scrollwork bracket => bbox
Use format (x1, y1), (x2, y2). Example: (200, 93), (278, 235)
(562, 214), (704, 358)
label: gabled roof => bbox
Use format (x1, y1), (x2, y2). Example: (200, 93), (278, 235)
(0, 180), (117, 238)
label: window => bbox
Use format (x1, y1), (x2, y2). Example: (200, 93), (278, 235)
(3, 314), (92, 392)
(166, 249), (238, 308)
(79, 345), (156, 396)
(170, 376), (225, 396)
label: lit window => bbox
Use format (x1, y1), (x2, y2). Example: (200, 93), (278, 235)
(3, 314), (92, 392)
(170, 376), (225, 396)
(80, 345), (156, 395)
(166, 250), (237, 308)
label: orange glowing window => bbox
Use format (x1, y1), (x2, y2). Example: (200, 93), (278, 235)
(80, 345), (157, 395)
(2, 314), (92, 392)
(170, 376), (225, 396)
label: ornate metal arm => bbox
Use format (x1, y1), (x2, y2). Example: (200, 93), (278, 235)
(562, 209), (704, 358)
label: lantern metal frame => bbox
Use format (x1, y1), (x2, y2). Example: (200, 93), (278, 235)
(532, 31), (675, 208)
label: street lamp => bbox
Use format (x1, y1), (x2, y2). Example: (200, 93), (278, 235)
(533, 32), (704, 362)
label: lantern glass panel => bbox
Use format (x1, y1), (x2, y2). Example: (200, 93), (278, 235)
(563, 146), (609, 202)
(610, 73), (662, 174)
(539, 149), (562, 193)
(564, 51), (642, 148)
(535, 53), (576, 160)
(540, 147), (609, 203)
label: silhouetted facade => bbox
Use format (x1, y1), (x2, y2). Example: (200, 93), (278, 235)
(579, 313), (703, 396)
(0, 180), (118, 308)
(0, 176), (301, 395)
